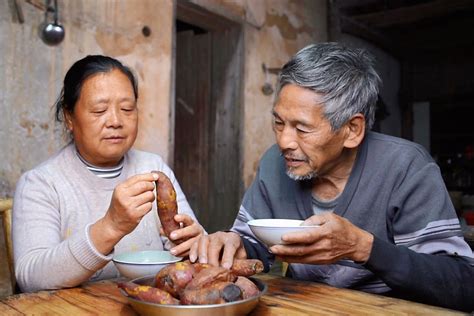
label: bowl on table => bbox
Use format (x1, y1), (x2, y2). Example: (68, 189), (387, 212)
(113, 250), (182, 279)
(119, 275), (267, 316)
(248, 218), (319, 247)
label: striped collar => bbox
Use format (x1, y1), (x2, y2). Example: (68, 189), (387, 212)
(76, 150), (124, 179)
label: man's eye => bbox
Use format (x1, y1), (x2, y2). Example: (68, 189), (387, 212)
(121, 108), (134, 112)
(296, 128), (309, 133)
(274, 120), (283, 125)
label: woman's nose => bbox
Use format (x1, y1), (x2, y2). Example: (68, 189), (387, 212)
(106, 108), (123, 127)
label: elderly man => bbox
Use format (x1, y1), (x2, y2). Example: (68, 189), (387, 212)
(190, 42), (474, 311)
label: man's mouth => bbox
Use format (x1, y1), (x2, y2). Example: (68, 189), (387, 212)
(284, 155), (307, 167)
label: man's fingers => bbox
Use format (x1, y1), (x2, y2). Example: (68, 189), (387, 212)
(281, 227), (321, 244)
(189, 238), (199, 262)
(220, 242), (238, 269)
(208, 234), (226, 267)
(198, 235), (210, 264)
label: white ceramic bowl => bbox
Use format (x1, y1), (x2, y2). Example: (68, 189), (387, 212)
(248, 219), (318, 247)
(113, 250), (182, 279)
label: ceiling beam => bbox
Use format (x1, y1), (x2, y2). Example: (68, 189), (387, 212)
(349, 0), (474, 28)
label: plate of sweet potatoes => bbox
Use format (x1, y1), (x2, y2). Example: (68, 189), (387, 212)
(118, 259), (267, 316)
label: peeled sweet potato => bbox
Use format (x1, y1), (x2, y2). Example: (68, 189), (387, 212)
(235, 276), (260, 299)
(154, 171), (180, 237)
(185, 266), (236, 291)
(180, 281), (242, 305)
(231, 259), (264, 277)
(118, 282), (179, 305)
(155, 261), (195, 297)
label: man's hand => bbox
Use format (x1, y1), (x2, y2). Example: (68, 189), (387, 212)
(189, 231), (247, 269)
(269, 213), (374, 264)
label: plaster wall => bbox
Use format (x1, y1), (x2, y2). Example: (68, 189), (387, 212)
(0, 0), (174, 198)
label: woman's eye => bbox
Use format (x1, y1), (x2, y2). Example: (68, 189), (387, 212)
(92, 109), (106, 114)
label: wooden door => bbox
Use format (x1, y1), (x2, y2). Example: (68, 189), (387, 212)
(175, 30), (211, 226)
(174, 3), (243, 233)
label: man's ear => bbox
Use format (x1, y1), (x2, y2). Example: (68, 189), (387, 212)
(343, 113), (365, 148)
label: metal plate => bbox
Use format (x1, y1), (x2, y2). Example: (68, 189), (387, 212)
(119, 275), (267, 316)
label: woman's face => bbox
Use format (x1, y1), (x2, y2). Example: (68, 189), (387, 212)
(65, 69), (138, 167)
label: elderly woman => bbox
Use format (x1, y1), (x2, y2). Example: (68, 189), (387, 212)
(13, 55), (203, 292)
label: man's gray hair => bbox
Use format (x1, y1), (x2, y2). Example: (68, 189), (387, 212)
(278, 42), (381, 131)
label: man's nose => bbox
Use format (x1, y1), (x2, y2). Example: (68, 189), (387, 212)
(277, 126), (298, 150)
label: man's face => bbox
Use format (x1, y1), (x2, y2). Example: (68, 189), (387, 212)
(272, 84), (348, 180)
(66, 69), (138, 167)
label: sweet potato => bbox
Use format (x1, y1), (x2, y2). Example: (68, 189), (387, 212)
(154, 171), (180, 237)
(185, 266), (236, 291)
(235, 276), (260, 299)
(118, 282), (179, 305)
(155, 261), (195, 297)
(231, 259), (264, 277)
(180, 282), (242, 305)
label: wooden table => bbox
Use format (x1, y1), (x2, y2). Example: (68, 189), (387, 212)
(0, 274), (464, 315)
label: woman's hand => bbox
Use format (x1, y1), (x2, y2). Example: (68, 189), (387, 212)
(90, 172), (158, 255)
(167, 214), (204, 257)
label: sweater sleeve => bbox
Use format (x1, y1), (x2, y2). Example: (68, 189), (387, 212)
(365, 161), (474, 312)
(13, 170), (110, 292)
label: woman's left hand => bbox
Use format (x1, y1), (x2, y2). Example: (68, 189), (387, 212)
(166, 214), (204, 257)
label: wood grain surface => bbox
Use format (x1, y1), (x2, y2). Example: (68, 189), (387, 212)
(0, 274), (464, 315)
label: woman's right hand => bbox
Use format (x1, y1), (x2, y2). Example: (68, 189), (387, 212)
(90, 172), (158, 255)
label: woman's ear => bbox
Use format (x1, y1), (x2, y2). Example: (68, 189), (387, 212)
(64, 110), (73, 132)
(343, 113), (365, 148)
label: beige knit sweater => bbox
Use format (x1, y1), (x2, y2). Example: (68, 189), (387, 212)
(13, 143), (197, 292)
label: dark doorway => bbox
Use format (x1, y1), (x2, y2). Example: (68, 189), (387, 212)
(174, 2), (243, 233)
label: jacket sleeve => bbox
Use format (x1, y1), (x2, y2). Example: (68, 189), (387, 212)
(366, 161), (474, 312)
(365, 236), (474, 312)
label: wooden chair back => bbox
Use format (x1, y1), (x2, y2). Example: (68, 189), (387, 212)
(0, 198), (14, 293)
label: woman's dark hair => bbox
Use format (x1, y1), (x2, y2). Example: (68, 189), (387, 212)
(54, 55), (138, 123)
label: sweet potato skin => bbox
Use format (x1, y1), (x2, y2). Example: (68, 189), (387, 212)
(231, 259), (264, 277)
(155, 261), (195, 297)
(180, 282), (242, 305)
(235, 276), (260, 299)
(118, 282), (179, 305)
(185, 266), (236, 291)
(154, 171), (180, 237)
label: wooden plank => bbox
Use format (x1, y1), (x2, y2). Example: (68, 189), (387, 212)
(174, 30), (212, 227)
(258, 275), (463, 315)
(0, 301), (21, 315)
(209, 26), (244, 232)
